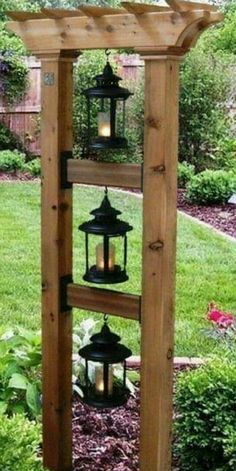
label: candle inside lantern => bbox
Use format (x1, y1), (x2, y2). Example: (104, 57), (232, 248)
(98, 111), (111, 137)
(96, 242), (115, 271)
(95, 365), (113, 395)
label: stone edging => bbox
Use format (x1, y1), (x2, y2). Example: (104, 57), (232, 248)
(127, 355), (205, 369)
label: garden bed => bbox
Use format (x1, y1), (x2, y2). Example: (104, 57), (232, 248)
(178, 189), (236, 238)
(72, 363), (197, 471)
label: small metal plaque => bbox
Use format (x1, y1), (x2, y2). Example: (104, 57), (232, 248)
(43, 72), (54, 86)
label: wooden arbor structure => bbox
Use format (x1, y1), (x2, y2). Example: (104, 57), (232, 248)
(7, 2), (222, 471)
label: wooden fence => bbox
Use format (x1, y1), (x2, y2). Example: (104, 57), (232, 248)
(0, 55), (143, 155)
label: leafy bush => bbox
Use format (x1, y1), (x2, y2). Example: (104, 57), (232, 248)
(0, 414), (45, 471)
(178, 161), (195, 188)
(0, 50), (28, 105)
(0, 121), (25, 152)
(24, 158), (41, 176)
(0, 329), (41, 418)
(186, 169), (236, 205)
(175, 359), (236, 470)
(0, 150), (25, 172)
(179, 45), (234, 172)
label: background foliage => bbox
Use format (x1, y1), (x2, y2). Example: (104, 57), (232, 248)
(175, 358), (236, 470)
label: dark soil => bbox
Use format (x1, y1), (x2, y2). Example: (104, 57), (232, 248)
(178, 189), (236, 238)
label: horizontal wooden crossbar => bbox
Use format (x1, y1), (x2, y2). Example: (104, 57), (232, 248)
(67, 283), (141, 321)
(67, 159), (142, 190)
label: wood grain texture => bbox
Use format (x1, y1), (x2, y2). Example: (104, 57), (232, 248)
(78, 5), (126, 17)
(41, 52), (76, 471)
(67, 159), (142, 190)
(7, 10), (222, 53)
(140, 57), (180, 471)
(67, 284), (140, 321)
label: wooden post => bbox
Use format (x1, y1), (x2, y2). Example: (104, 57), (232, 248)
(140, 54), (181, 471)
(40, 50), (77, 471)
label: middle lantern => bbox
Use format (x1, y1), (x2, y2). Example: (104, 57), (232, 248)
(79, 188), (133, 284)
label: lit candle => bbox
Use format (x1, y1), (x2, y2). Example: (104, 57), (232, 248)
(98, 111), (111, 137)
(96, 242), (115, 271)
(95, 365), (113, 395)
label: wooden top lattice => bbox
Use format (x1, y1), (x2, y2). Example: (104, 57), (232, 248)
(6, 1), (223, 55)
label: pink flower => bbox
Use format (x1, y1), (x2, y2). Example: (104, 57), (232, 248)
(207, 302), (234, 329)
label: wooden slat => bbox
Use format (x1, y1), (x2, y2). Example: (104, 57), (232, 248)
(7, 10), (220, 52)
(140, 57), (179, 471)
(121, 2), (171, 14)
(6, 11), (48, 21)
(41, 8), (85, 19)
(40, 51), (77, 471)
(67, 284), (140, 321)
(78, 6), (126, 17)
(67, 159), (142, 190)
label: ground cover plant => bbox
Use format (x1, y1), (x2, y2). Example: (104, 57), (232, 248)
(0, 182), (236, 358)
(0, 414), (45, 471)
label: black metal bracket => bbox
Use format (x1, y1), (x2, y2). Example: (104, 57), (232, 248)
(60, 274), (73, 312)
(60, 150), (73, 189)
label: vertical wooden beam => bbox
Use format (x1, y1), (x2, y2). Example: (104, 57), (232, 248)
(40, 50), (77, 471)
(140, 54), (181, 471)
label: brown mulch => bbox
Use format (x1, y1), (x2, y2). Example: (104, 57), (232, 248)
(177, 189), (236, 238)
(72, 364), (194, 471)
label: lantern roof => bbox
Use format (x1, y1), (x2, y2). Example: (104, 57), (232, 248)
(6, 1), (223, 56)
(79, 321), (132, 363)
(83, 60), (132, 99)
(79, 189), (133, 235)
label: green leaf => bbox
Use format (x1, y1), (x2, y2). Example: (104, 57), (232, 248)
(0, 401), (7, 415)
(8, 373), (28, 390)
(26, 383), (41, 416)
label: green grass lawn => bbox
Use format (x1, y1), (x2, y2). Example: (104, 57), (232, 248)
(0, 182), (235, 357)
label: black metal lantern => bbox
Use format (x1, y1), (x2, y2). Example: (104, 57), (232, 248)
(82, 51), (133, 151)
(79, 188), (133, 284)
(79, 317), (132, 408)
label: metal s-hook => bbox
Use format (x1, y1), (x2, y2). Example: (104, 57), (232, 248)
(105, 49), (111, 62)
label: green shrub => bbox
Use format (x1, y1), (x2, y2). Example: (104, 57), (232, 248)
(0, 150), (25, 172)
(178, 162), (195, 188)
(186, 170), (236, 205)
(24, 158), (41, 176)
(0, 50), (29, 105)
(0, 121), (25, 152)
(179, 45), (234, 171)
(0, 414), (45, 471)
(175, 359), (236, 471)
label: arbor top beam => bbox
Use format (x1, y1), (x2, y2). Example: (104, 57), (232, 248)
(6, 1), (222, 55)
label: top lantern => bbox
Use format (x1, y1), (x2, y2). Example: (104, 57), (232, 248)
(82, 52), (133, 151)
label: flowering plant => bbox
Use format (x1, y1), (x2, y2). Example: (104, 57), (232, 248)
(207, 301), (235, 329)
(204, 301), (236, 345)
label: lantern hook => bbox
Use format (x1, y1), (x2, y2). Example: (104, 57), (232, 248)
(105, 49), (111, 62)
(104, 314), (109, 324)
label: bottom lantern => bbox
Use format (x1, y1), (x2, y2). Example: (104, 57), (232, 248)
(78, 316), (132, 408)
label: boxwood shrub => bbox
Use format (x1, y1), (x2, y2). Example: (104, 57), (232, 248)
(0, 414), (45, 471)
(178, 161), (195, 188)
(175, 358), (236, 471)
(186, 169), (236, 204)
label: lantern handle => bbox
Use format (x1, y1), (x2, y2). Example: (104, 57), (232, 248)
(105, 49), (111, 62)
(104, 314), (109, 324)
